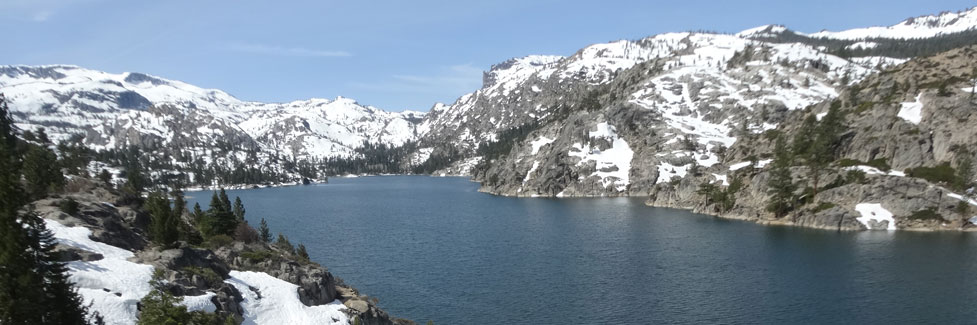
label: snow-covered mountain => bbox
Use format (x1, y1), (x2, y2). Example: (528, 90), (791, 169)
(0, 65), (423, 184)
(408, 4), (977, 231)
(805, 6), (977, 40)
(0, 65), (422, 158)
(413, 30), (904, 191)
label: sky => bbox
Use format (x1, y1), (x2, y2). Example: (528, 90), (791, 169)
(1, 0), (975, 111)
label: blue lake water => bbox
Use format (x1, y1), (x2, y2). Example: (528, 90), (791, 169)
(189, 176), (977, 324)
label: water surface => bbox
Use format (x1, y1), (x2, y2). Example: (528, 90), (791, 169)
(189, 176), (977, 324)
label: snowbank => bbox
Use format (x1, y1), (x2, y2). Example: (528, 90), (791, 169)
(45, 219), (155, 325)
(844, 165), (906, 177)
(854, 203), (897, 230)
(897, 93), (923, 124)
(225, 271), (349, 325)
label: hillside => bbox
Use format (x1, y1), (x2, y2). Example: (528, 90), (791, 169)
(0, 65), (423, 187)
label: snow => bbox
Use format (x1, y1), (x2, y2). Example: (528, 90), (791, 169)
(844, 165), (906, 177)
(736, 24), (788, 38)
(568, 123), (634, 191)
(728, 161), (752, 171)
(411, 147), (434, 166)
(655, 161), (689, 184)
(45, 219), (155, 325)
(225, 271), (349, 325)
(847, 41), (878, 49)
(756, 159), (773, 168)
(0, 65), (423, 162)
(530, 136), (555, 155)
(806, 7), (977, 40)
(712, 173), (730, 186)
(180, 292), (218, 313)
(947, 193), (977, 207)
(897, 93), (924, 124)
(854, 203), (897, 231)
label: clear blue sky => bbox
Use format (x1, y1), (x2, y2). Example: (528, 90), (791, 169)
(2, 0), (974, 111)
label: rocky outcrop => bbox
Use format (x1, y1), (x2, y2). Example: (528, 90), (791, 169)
(646, 45), (977, 231)
(34, 177), (412, 324)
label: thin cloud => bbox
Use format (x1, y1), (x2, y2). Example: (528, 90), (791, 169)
(1, 0), (99, 22)
(32, 11), (52, 22)
(224, 42), (352, 58)
(349, 63), (484, 100)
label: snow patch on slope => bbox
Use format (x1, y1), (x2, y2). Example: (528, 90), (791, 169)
(897, 93), (924, 124)
(45, 219), (155, 325)
(568, 123), (633, 191)
(225, 271), (349, 325)
(855, 203), (897, 230)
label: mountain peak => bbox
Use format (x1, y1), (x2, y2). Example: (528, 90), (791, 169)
(805, 6), (977, 39)
(736, 24), (789, 38)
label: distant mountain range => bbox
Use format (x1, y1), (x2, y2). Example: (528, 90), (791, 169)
(2, 5), (977, 205)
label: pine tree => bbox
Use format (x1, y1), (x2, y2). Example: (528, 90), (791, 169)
(766, 137), (796, 217)
(201, 191), (238, 237)
(121, 146), (147, 205)
(259, 218), (271, 243)
(146, 191), (178, 248)
(22, 144), (64, 200)
(98, 169), (112, 186)
(219, 189), (231, 211)
(793, 107), (844, 203)
(171, 189), (186, 220)
(191, 203), (204, 223)
(296, 244), (310, 261)
(232, 196), (246, 221)
(954, 155), (974, 191)
(276, 233), (295, 254)
(0, 94), (91, 323)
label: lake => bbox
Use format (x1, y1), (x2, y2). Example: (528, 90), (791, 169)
(188, 176), (977, 324)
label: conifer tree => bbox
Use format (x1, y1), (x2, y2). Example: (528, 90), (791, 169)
(218, 189), (231, 213)
(191, 203), (204, 223)
(766, 137), (796, 217)
(259, 218), (271, 243)
(0, 94), (91, 323)
(276, 233), (295, 254)
(146, 191), (178, 248)
(98, 169), (112, 186)
(232, 196), (246, 221)
(201, 190), (238, 237)
(296, 244), (310, 261)
(22, 143), (64, 200)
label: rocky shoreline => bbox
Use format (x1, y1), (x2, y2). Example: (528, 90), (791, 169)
(36, 177), (411, 324)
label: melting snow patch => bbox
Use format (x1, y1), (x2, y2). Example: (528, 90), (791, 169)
(530, 137), (555, 155)
(655, 162), (689, 184)
(854, 203), (897, 231)
(567, 124), (634, 191)
(947, 193), (977, 207)
(181, 292), (218, 313)
(226, 271), (349, 325)
(756, 159), (773, 168)
(844, 165), (906, 177)
(728, 161), (752, 171)
(45, 219), (155, 325)
(712, 173), (729, 186)
(897, 93), (923, 124)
